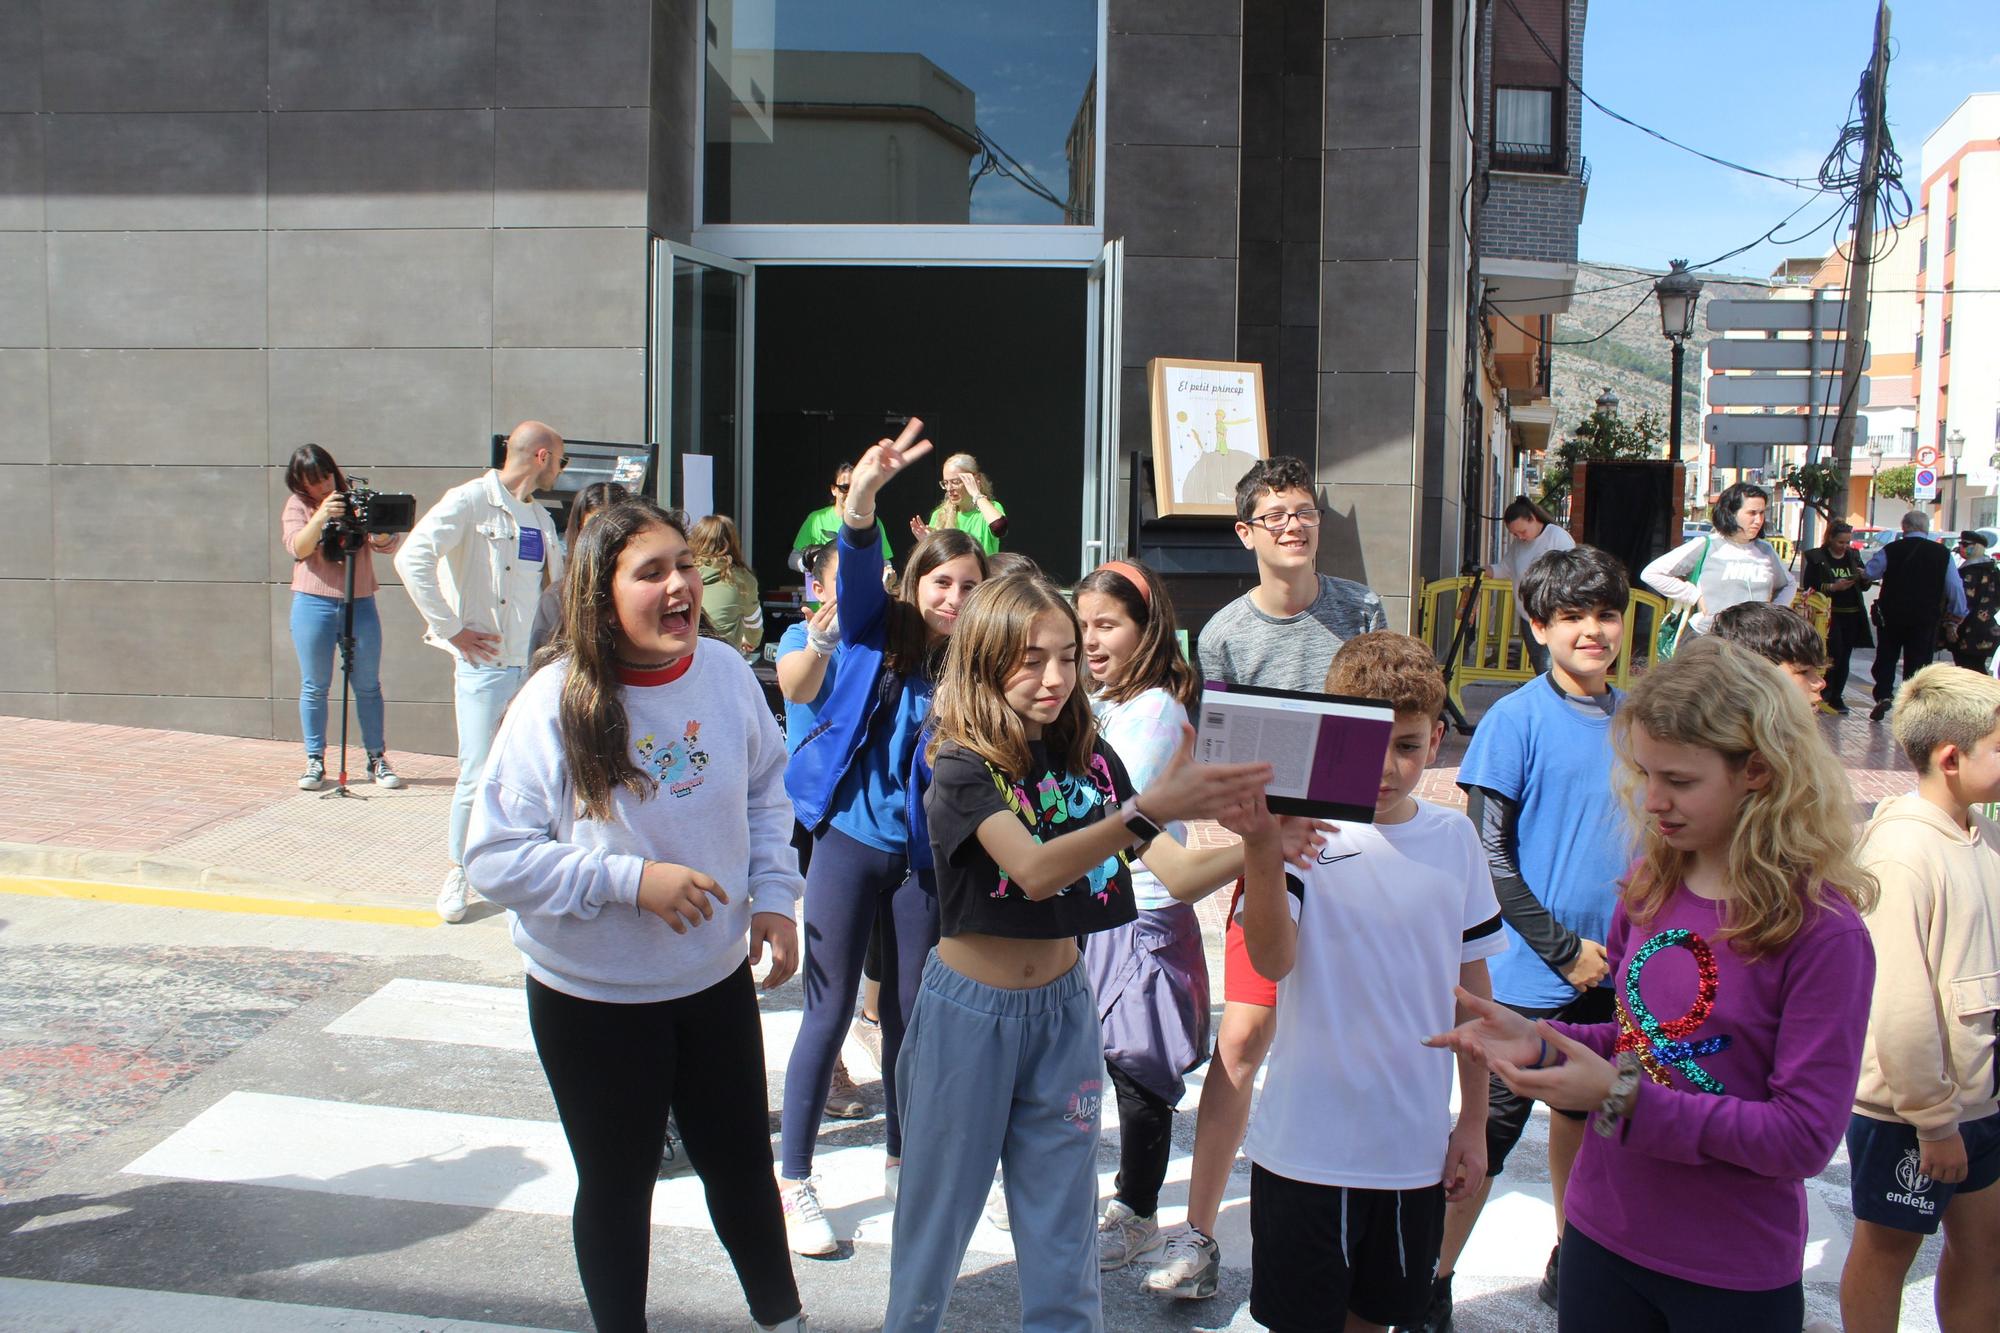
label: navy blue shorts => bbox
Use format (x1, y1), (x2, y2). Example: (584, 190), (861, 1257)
(1847, 1110), (2000, 1235)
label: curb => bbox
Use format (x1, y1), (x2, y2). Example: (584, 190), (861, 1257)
(0, 841), (443, 918)
(0, 840), (327, 900)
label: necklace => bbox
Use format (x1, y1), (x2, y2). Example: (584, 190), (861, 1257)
(614, 655), (678, 671)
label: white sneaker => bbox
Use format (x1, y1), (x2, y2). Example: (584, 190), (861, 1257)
(1096, 1198), (1163, 1271)
(884, 1159), (900, 1203)
(436, 866), (469, 924)
(780, 1177), (838, 1257)
(1143, 1227), (1221, 1299)
(984, 1180), (1010, 1231)
(756, 1314), (809, 1332)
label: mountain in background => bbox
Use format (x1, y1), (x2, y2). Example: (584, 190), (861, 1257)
(1548, 261), (1778, 452)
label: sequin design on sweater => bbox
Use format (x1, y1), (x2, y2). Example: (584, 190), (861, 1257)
(637, 719), (710, 799)
(1614, 927), (1733, 1093)
(986, 752), (1129, 903)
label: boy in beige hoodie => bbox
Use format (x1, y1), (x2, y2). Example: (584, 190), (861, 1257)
(1841, 664), (2000, 1333)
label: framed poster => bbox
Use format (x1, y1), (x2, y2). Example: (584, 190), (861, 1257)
(1148, 358), (1270, 517)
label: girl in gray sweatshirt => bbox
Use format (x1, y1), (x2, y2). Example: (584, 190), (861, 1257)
(465, 499), (806, 1333)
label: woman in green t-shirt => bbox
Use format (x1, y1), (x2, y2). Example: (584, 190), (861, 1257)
(911, 451), (1008, 555)
(688, 514), (764, 660)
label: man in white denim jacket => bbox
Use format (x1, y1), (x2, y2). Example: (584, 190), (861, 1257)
(396, 421), (567, 922)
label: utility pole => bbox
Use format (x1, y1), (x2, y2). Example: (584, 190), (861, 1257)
(1829, 2), (1891, 505)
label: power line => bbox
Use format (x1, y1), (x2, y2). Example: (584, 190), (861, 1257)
(1483, 286), (1655, 346)
(1493, 0), (1823, 190)
(1484, 189), (1847, 306)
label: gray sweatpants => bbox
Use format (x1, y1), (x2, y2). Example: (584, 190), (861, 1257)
(885, 951), (1106, 1333)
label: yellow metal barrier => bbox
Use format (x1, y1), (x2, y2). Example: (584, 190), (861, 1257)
(1418, 578), (1834, 719)
(1765, 534), (1795, 565)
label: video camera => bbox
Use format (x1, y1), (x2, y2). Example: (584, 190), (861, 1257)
(319, 478), (417, 559)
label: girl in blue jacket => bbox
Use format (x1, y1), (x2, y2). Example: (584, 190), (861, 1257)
(778, 419), (986, 1255)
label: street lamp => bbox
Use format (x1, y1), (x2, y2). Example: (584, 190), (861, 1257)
(1867, 436), (1886, 527)
(1654, 260), (1703, 463)
(1946, 428), (1966, 527)
(1595, 387), (1619, 417)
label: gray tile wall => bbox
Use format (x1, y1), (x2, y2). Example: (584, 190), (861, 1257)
(1106, 0), (1243, 479)
(0, 0), (655, 753)
(1317, 0), (1453, 630)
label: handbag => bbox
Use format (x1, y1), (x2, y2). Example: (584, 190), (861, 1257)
(1654, 538), (1711, 660)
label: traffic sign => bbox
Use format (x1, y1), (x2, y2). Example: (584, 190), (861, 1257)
(1916, 445), (1938, 467)
(1706, 339), (1869, 372)
(1706, 376), (1869, 408)
(1705, 299), (1848, 333)
(1705, 413), (1867, 447)
(1914, 466), (1939, 501)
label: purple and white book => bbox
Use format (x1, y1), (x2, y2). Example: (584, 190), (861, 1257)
(1195, 681), (1395, 822)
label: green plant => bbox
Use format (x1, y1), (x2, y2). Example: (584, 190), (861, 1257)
(1782, 461), (1847, 521)
(1537, 405), (1666, 509)
(1873, 464), (1916, 503)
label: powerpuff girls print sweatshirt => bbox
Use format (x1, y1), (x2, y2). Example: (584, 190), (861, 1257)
(466, 640), (803, 1003)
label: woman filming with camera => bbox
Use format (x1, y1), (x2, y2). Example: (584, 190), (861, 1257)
(281, 443), (404, 792)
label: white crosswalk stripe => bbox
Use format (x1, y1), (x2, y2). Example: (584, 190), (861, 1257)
(115, 975), (1866, 1307)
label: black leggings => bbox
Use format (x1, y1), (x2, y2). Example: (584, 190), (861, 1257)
(526, 965), (799, 1331)
(1109, 1061), (1175, 1218)
(1556, 1224), (1801, 1333)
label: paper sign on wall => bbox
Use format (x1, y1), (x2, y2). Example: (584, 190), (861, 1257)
(681, 454), (715, 522)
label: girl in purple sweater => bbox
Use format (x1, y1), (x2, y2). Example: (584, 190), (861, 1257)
(1431, 635), (1878, 1330)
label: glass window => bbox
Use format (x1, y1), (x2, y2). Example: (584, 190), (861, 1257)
(703, 0), (1099, 225)
(1495, 86), (1555, 161)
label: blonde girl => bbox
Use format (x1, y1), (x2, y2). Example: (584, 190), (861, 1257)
(888, 574), (1272, 1332)
(1430, 635), (1877, 1330)
(688, 514), (764, 660)
(910, 451), (1008, 554)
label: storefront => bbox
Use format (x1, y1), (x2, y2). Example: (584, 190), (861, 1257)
(656, 1), (1125, 586)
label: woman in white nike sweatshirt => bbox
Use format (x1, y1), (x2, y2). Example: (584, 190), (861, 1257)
(465, 498), (806, 1333)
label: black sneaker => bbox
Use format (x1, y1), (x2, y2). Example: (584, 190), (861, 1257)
(1869, 699), (1892, 721)
(298, 755), (326, 791)
(1537, 1242), (1560, 1309)
(367, 753), (403, 789)
(1396, 1272), (1452, 1332)
(657, 1112), (692, 1178)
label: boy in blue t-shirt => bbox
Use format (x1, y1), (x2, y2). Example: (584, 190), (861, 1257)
(1409, 544), (1634, 1333)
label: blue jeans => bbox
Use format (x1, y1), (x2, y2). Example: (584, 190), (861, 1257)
(290, 592), (385, 758)
(450, 660), (524, 865)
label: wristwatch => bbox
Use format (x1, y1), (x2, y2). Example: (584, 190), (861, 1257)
(1121, 802), (1162, 846)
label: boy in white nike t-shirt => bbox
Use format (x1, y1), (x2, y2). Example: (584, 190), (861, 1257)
(1227, 632), (1506, 1333)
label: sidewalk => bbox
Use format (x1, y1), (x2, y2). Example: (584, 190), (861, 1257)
(0, 717), (461, 911)
(0, 650), (1918, 915)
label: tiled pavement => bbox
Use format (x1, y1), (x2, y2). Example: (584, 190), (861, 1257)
(0, 650), (1921, 912)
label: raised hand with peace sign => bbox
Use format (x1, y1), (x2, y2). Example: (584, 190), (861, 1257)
(844, 416), (933, 532)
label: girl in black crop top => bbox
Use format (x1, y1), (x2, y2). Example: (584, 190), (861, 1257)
(888, 575), (1270, 1331)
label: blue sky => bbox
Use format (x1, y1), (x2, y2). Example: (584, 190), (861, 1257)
(1577, 0), (1996, 279)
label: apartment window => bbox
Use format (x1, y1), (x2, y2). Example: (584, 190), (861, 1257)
(1918, 237), (1927, 272)
(1943, 317), (1952, 354)
(1915, 331), (1923, 363)
(1948, 214), (1957, 253)
(1494, 86), (1558, 167)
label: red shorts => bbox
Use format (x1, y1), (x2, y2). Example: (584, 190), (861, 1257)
(1223, 881), (1280, 1008)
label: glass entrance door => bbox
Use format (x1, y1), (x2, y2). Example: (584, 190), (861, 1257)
(1081, 238), (1124, 570)
(652, 241), (754, 546)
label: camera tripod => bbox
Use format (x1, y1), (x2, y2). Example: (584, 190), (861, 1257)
(321, 544), (369, 800)
(1436, 564), (1483, 736)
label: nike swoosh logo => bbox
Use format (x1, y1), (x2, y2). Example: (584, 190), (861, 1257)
(1316, 850), (1362, 866)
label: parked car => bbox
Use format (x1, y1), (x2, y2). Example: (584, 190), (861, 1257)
(1681, 520), (1714, 541)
